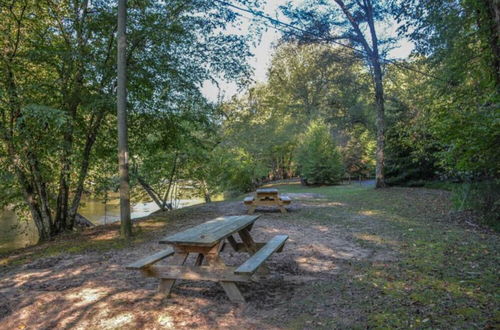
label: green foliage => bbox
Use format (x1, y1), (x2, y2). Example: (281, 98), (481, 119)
(217, 42), (375, 192)
(383, 62), (443, 185)
(295, 121), (344, 185)
(0, 0), (261, 240)
(392, 0), (500, 177)
(340, 124), (376, 177)
(450, 180), (500, 230)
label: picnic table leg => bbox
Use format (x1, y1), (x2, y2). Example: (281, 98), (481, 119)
(247, 205), (256, 214)
(279, 205), (287, 213)
(194, 253), (204, 266)
(220, 281), (245, 303)
(238, 227), (269, 274)
(226, 235), (239, 251)
(238, 228), (258, 254)
(205, 246), (246, 303)
(158, 252), (188, 296)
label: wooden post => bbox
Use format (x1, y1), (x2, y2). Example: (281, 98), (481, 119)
(117, 0), (132, 238)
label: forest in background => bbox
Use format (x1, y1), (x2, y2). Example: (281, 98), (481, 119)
(0, 0), (498, 243)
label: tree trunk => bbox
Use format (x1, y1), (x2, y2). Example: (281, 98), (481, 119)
(484, 0), (500, 86)
(372, 59), (386, 188)
(334, 0), (386, 187)
(137, 175), (165, 210)
(117, 0), (132, 238)
(161, 153), (178, 209)
(365, 0), (386, 188)
(67, 111), (106, 227)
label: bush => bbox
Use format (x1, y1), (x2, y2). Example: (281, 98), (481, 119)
(451, 180), (500, 231)
(295, 121), (344, 185)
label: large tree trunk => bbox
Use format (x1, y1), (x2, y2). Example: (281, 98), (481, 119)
(365, 0), (386, 188)
(117, 0), (132, 238)
(372, 59), (386, 188)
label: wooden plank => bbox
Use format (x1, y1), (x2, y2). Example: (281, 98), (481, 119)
(252, 200), (280, 206)
(280, 195), (291, 203)
(247, 205), (256, 214)
(159, 215), (260, 246)
(243, 196), (254, 204)
(222, 241), (266, 252)
(235, 235), (288, 275)
(226, 235), (239, 251)
(158, 253), (188, 296)
(147, 265), (250, 282)
(126, 247), (174, 269)
(238, 228), (259, 254)
(194, 253), (204, 266)
(220, 281), (245, 303)
(256, 188), (278, 194)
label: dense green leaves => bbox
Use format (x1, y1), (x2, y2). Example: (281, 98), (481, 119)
(296, 121), (344, 185)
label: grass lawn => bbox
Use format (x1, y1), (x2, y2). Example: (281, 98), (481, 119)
(0, 182), (498, 329)
(266, 182), (499, 328)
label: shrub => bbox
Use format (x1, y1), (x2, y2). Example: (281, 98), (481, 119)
(451, 180), (500, 231)
(295, 121), (344, 185)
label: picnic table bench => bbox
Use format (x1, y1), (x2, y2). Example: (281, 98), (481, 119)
(126, 215), (288, 303)
(244, 188), (292, 214)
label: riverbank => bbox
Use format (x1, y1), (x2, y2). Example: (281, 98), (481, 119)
(1, 183), (498, 328)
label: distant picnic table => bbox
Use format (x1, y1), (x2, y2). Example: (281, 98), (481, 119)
(127, 215), (288, 303)
(244, 188), (292, 214)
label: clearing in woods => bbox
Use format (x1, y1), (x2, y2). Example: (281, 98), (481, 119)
(0, 182), (498, 329)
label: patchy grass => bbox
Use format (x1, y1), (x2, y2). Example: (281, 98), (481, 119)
(261, 183), (499, 328)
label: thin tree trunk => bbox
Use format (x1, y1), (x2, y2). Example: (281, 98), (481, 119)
(10, 149), (52, 241)
(117, 0), (132, 238)
(202, 180), (212, 203)
(67, 111), (106, 226)
(55, 0), (89, 232)
(372, 59), (386, 188)
(161, 153), (178, 209)
(137, 175), (164, 210)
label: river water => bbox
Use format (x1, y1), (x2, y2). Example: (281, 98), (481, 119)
(0, 197), (204, 254)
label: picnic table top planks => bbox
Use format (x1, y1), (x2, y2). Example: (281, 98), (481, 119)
(255, 188), (279, 194)
(159, 215), (261, 247)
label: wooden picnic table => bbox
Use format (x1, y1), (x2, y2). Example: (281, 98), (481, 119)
(126, 215), (288, 303)
(244, 188), (292, 214)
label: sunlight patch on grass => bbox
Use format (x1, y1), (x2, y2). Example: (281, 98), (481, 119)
(358, 210), (380, 216)
(355, 233), (399, 246)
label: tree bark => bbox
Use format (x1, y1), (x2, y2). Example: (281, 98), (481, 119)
(67, 111), (106, 227)
(117, 0), (132, 238)
(365, 0), (386, 188)
(372, 59), (386, 188)
(137, 175), (164, 210)
(161, 153), (178, 209)
(483, 0), (500, 86)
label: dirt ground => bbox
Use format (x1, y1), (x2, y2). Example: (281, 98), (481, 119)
(0, 187), (497, 329)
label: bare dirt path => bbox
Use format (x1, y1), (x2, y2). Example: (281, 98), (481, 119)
(0, 198), (387, 329)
